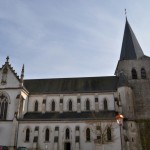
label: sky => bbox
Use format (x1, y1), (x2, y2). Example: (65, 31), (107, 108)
(0, 0), (150, 79)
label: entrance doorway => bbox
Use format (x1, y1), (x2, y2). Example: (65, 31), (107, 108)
(64, 142), (71, 150)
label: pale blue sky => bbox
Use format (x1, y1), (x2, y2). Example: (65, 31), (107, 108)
(0, 0), (150, 79)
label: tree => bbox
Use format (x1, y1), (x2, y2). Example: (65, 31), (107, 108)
(88, 114), (117, 150)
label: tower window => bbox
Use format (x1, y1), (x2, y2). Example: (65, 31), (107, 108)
(141, 68), (146, 79)
(132, 69), (137, 79)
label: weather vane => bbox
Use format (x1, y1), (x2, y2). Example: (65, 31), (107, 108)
(125, 9), (127, 18)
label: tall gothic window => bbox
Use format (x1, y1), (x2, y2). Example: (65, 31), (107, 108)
(107, 127), (112, 141)
(104, 99), (108, 110)
(141, 68), (146, 79)
(52, 101), (55, 111)
(45, 128), (50, 141)
(0, 94), (8, 119)
(25, 128), (30, 142)
(132, 69), (137, 79)
(69, 100), (72, 111)
(66, 128), (70, 139)
(34, 101), (38, 112)
(86, 100), (90, 111)
(86, 128), (90, 141)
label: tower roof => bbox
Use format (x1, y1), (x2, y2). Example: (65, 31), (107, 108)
(120, 18), (144, 60)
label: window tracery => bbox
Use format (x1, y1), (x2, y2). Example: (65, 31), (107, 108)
(0, 93), (8, 119)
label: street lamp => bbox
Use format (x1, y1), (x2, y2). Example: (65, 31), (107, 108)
(115, 114), (124, 126)
(116, 114), (124, 150)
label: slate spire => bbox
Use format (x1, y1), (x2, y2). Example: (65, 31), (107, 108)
(120, 18), (144, 60)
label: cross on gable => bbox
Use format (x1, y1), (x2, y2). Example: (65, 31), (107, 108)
(6, 56), (9, 63)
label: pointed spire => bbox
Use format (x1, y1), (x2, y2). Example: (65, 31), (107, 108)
(120, 19), (144, 60)
(20, 64), (24, 86)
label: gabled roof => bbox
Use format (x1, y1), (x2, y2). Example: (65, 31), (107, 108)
(120, 18), (144, 60)
(0, 61), (20, 81)
(24, 76), (118, 94)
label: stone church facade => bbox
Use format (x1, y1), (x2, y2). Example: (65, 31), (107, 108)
(0, 18), (149, 150)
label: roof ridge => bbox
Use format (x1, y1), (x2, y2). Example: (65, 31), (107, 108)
(24, 76), (117, 81)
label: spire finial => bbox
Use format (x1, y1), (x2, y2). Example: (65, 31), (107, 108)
(6, 56), (9, 63)
(125, 9), (127, 19)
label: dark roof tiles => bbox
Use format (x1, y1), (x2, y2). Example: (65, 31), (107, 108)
(120, 18), (144, 60)
(23, 111), (116, 121)
(24, 76), (118, 94)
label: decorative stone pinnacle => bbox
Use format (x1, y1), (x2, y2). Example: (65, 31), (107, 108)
(21, 64), (24, 75)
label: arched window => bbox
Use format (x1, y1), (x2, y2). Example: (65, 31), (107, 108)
(66, 128), (70, 139)
(86, 100), (90, 111)
(69, 100), (72, 111)
(141, 68), (146, 79)
(86, 128), (90, 141)
(132, 69), (137, 79)
(104, 99), (108, 110)
(0, 94), (8, 119)
(25, 128), (30, 142)
(52, 101), (55, 111)
(45, 128), (50, 141)
(34, 101), (38, 112)
(107, 127), (112, 141)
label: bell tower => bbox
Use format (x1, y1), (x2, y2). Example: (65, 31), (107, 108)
(116, 18), (150, 150)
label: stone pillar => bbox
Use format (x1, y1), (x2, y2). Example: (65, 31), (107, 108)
(10, 116), (18, 149)
(33, 126), (39, 150)
(60, 98), (63, 113)
(42, 99), (46, 114)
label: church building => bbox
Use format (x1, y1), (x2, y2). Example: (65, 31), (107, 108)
(0, 18), (149, 150)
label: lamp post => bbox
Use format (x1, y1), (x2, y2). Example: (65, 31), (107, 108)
(116, 114), (124, 150)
